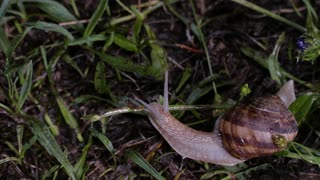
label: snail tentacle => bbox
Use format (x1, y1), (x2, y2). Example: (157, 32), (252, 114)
(276, 80), (295, 107)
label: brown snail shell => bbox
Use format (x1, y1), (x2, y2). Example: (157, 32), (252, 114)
(219, 95), (298, 160)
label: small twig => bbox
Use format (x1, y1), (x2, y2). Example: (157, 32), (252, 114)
(59, 19), (90, 26)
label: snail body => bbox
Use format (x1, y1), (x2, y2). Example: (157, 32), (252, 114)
(137, 72), (298, 166)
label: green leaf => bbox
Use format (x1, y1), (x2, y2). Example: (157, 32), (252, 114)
(44, 113), (60, 136)
(268, 33), (285, 84)
(18, 61), (33, 109)
(18, 136), (37, 162)
(56, 96), (83, 142)
(91, 128), (115, 155)
(175, 67), (192, 94)
(240, 46), (314, 89)
(41, 165), (60, 180)
(0, 27), (9, 56)
(126, 150), (165, 180)
(5, 141), (18, 155)
(71, 95), (112, 106)
(103, 32), (115, 51)
(268, 54), (282, 84)
(240, 46), (268, 68)
(74, 136), (92, 180)
(67, 34), (107, 46)
(0, 0), (11, 18)
(163, 0), (201, 40)
(289, 93), (317, 123)
(83, 0), (109, 37)
(6, 27), (31, 62)
(92, 50), (163, 80)
(29, 120), (76, 180)
(62, 54), (85, 78)
(28, 21), (74, 40)
(231, 0), (305, 32)
(0, 157), (19, 165)
(186, 86), (212, 104)
(94, 61), (108, 94)
(131, 7), (144, 43)
(145, 25), (167, 79)
(22, 0), (82, 30)
(283, 142), (320, 166)
(114, 33), (138, 52)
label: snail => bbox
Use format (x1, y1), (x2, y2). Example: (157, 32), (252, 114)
(136, 72), (298, 166)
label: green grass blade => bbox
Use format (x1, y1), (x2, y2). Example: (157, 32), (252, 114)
(71, 95), (112, 106)
(91, 128), (115, 156)
(18, 136), (37, 162)
(18, 61), (33, 109)
(6, 27), (31, 62)
(268, 33), (285, 84)
(44, 113), (59, 136)
(94, 61), (108, 94)
(302, 0), (318, 23)
(29, 120), (76, 180)
(289, 93), (317, 123)
(145, 25), (167, 78)
(126, 150), (165, 180)
(231, 0), (305, 32)
(0, 157), (19, 165)
(175, 67), (192, 94)
(131, 7), (144, 43)
(28, 21), (74, 40)
(0, 102), (13, 113)
(92, 50), (163, 80)
(41, 165), (60, 180)
(5, 141), (18, 155)
(164, 0), (199, 39)
(69, 0), (80, 17)
(268, 54), (282, 84)
(113, 33), (138, 52)
(83, 0), (108, 37)
(22, 0), (82, 30)
(0, 27), (9, 56)
(67, 34), (107, 46)
(240, 46), (314, 89)
(103, 32), (114, 50)
(56, 96), (84, 142)
(74, 136), (92, 180)
(17, 125), (24, 154)
(62, 54), (85, 78)
(186, 86), (212, 104)
(284, 142), (320, 166)
(0, 0), (11, 18)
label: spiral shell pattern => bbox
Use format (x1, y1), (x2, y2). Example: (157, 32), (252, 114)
(219, 95), (298, 160)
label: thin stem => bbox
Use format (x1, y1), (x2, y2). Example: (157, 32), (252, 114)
(231, 0), (305, 32)
(87, 103), (233, 122)
(189, 0), (218, 95)
(163, 71), (169, 112)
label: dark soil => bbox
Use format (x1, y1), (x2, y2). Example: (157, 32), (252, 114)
(1, 0), (320, 179)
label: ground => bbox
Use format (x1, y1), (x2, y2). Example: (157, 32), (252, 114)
(0, 0), (320, 179)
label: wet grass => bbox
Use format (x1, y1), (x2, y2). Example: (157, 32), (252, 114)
(1, 0), (320, 179)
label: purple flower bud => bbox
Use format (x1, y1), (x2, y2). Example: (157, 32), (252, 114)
(296, 38), (309, 51)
